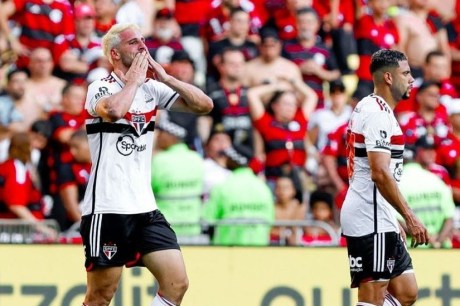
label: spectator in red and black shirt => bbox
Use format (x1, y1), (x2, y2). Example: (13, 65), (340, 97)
(353, 0), (400, 101)
(313, 0), (358, 75)
(93, 0), (118, 37)
(400, 81), (450, 147)
(207, 7), (259, 85)
(283, 7), (340, 108)
(394, 51), (457, 121)
(0, 0), (75, 69)
(56, 129), (91, 230)
(206, 47), (255, 159)
(201, 0), (262, 44)
(46, 83), (86, 201)
(248, 75), (317, 200)
(145, 8), (185, 65)
(53, 3), (103, 83)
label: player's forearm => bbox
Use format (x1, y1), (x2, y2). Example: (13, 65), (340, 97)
(372, 168), (416, 223)
(99, 82), (138, 121)
(164, 77), (213, 114)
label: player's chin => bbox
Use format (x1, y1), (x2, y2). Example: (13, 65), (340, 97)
(401, 89), (411, 100)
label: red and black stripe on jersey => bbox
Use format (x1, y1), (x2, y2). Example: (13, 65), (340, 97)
(347, 131), (405, 158)
(13, 0), (75, 67)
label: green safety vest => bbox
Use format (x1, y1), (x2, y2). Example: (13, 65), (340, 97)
(399, 163), (455, 248)
(203, 167), (275, 246)
(152, 143), (204, 235)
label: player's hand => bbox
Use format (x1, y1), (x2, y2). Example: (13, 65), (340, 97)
(146, 54), (171, 83)
(406, 215), (429, 248)
(117, 51), (149, 87)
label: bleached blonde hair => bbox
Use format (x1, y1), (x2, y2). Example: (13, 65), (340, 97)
(102, 23), (141, 65)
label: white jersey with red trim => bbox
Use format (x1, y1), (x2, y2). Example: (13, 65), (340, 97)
(340, 94), (404, 236)
(81, 72), (179, 215)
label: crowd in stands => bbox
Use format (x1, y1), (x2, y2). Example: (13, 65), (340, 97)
(1, 0), (460, 247)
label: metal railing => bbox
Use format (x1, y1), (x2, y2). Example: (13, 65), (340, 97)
(0, 218), (342, 246)
(0, 219), (60, 243)
(175, 219), (342, 246)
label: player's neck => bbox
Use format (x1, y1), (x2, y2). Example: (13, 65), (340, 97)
(373, 90), (396, 109)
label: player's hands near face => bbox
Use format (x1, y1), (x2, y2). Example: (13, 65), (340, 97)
(116, 51), (149, 87)
(146, 54), (171, 83)
(406, 215), (429, 248)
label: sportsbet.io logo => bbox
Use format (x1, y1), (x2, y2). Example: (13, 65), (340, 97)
(116, 135), (146, 156)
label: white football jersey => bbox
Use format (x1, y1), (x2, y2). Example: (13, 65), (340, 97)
(340, 94), (404, 236)
(81, 72), (179, 215)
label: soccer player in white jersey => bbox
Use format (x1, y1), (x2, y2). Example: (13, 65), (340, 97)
(79, 23), (212, 306)
(340, 49), (429, 306)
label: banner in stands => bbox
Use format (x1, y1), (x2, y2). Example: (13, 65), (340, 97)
(0, 246), (459, 306)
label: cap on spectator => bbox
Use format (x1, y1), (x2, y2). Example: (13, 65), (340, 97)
(260, 27), (280, 44)
(415, 134), (435, 149)
(170, 50), (194, 66)
(74, 4), (96, 19)
(417, 80), (441, 94)
(447, 98), (460, 115)
(329, 78), (346, 93)
(222, 146), (248, 167)
(156, 113), (187, 139)
(156, 8), (174, 19)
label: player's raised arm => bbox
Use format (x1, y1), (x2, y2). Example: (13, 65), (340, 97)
(147, 55), (213, 115)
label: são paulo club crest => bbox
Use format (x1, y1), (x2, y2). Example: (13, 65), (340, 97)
(103, 243), (118, 260)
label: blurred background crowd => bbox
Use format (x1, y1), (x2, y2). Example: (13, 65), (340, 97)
(0, 0), (460, 248)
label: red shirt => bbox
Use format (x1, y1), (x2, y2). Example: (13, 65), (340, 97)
(260, 0), (297, 41)
(12, 0), (75, 68)
(53, 34), (102, 66)
(400, 111), (450, 146)
(0, 159), (44, 219)
(437, 132), (460, 171)
(394, 80), (456, 116)
(427, 163), (451, 186)
(283, 39), (339, 106)
(175, 0), (212, 26)
(200, 0), (262, 42)
(253, 110), (307, 174)
(313, 0), (356, 26)
(95, 19), (116, 37)
(354, 15), (399, 81)
(322, 123), (348, 183)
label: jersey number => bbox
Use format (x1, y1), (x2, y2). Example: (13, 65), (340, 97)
(346, 130), (355, 181)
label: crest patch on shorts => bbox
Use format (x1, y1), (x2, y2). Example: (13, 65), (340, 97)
(103, 243), (117, 260)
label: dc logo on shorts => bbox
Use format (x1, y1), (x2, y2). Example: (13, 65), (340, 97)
(103, 243), (118, 260)
(349, 255), (363, 272)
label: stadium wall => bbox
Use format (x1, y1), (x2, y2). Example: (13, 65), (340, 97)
(0, 246), (459, 306)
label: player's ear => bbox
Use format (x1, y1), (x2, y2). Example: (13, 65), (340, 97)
(111, 48), (120, 61)
(383, 71), (393, 86)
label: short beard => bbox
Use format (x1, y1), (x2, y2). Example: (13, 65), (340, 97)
(401, 91), (410, 100)
(120, 53), (135, 68)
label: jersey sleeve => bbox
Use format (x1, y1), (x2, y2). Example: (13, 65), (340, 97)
(363, 111), (394, 154)
(148, 80), (179, 110)
(85, 80), (116, 117)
